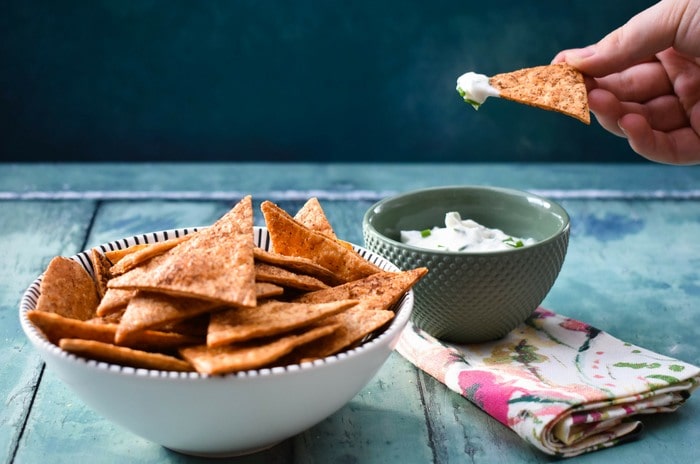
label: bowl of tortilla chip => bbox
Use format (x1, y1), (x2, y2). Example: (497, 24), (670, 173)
(363, 185), (569, 344)
(19, 196), (426, 457)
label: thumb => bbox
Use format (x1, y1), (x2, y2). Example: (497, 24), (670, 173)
(558, 0), (685, 77)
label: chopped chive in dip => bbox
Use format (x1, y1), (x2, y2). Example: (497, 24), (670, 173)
(421, 229), (432, 238)
(503, 237), (525, 248)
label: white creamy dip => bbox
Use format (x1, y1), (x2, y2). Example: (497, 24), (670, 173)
(400, 212), (536, 252)
(456, 72), (500, 108)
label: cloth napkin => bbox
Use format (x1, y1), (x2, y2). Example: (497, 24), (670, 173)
(396, 307), (700, 458)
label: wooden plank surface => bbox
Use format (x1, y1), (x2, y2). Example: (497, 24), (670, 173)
(0, 201), (96, 464)
(3, 163), (700, 464)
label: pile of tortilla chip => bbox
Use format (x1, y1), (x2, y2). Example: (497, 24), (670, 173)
(28, 196), (428, 375)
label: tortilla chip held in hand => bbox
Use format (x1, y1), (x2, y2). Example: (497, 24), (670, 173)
(457, 63), (590, 124)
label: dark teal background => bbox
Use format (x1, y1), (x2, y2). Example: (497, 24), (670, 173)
(1, 1), (656, 163)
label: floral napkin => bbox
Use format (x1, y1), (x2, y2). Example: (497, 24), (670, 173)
(396, 307), (700, 457)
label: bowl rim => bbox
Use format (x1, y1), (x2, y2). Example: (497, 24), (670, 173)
(362, 185), (570, 256)
(19, 226), (414, 381)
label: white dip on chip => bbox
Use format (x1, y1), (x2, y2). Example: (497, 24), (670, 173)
(456, 72), (500, 109)
(400, 212), (536, 252)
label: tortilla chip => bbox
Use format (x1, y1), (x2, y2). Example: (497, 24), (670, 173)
(180, 324), (340, 375)
(253, 247), (342, 286)
(89, 248), (112, 298)
(490, 63), (590, 124)
(28, 309), (201, 351)
(254, 262), (329, 292)
(159, 314), (210, 338)
(207, 299), (358, 347)
(261, 201), (381, 283)
(96, 288), (135, 317)
(255, 282), (285, 299)
(294, 268), (428, 312)
(115, 291), (219, 343)
(108, 196), (257, 307)
(294, 197), (338, 239)
(104, 243), (149, 264)
(35, 256), (98, 321)
(88, 309), (125, 325)
(60, 338), (194, 372)
(286, 308), (395, 362)
(110, 234), (192, 276)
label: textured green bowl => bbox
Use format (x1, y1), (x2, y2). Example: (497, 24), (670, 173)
(363, 185), (570, 344)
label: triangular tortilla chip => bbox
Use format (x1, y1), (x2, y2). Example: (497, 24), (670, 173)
(286, 308), (395, 362)
(253, 247), (342, 286)
(104, 243), (149, 264)
(35, 256), (99, 321)
(115, 291), (219, 343)
(261, 201), (381, 283)
(254, 262), (329, 292)
(27, 309), (202, 351)
(96, 288), (135, 317)
(60, 338), (194, 372)
(255, 282), (285, 299)
(294, 197), (337, 239)
(294, 268), (428, 311)
(180, 324), (340, 375)
(108, 196), (256, 307)
(207, 299), (358, 347)
(110, 234), (192, 276)
(89, 248), (112, 298)
(490, 63), (590, 124)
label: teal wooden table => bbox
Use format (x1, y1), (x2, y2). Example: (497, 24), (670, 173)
(2, 163), (699, 464)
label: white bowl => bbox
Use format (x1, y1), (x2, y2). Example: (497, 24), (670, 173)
(20, 227), (414, 457)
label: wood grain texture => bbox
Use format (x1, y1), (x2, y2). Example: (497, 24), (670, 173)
(3, 163), (700, 463)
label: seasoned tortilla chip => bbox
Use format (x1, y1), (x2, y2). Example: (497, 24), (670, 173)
(287, 308), (395, 361)
(35, 256), (98, 321)
(254, 262), (329, 292)
(104, 243), (149, 264)
(207, 299), (358, 347)
(180, 324), (340, 375)
(60, 338), (194, 372)
(108, 196), (257, 307)
(88, 309), (125, 325)
(115, 291), (219, 343)
(28, 309), (201, 351)
(294, 197), (338, 239)
(110, 234), (192, 276)
(255, 282), (285, 299)
(261, 201), (381, 283)
(160, 314), (210, 338)
(96, 288), (135, 317)
(490, 63), (590, 124)
(253, 247), (342, 286)
(294, 198), (355, 250)
(89, 248), (112, 298)
(294, 268), (428, 312)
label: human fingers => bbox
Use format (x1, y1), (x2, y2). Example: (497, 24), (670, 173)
(586, 88), (627, 137)
(593, 61), (673, 103)
(620, 112), (700, 165)
(588, 90), (688, 137)
(554, 0), (692, 77)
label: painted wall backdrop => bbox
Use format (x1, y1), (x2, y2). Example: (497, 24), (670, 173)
(1, 0), (657, 163)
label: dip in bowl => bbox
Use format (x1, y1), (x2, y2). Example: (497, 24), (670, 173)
(363, 185), (569, 344)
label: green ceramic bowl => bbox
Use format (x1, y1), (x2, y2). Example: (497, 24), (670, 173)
(362, 185), (569, 344)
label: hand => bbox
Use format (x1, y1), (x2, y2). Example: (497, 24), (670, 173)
(552, 0), (700, 165)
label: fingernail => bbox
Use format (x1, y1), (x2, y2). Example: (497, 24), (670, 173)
(618, 120), (628, 137)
